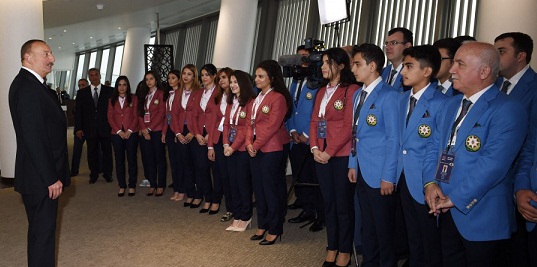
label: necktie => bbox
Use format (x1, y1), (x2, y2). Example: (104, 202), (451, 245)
(436, 84), (444, 91)
(501, 80), (511, 94)
(294, 80), (304, 106)
(93, 88), (99, 107)
(351, 90), (368, 156)
(448, 99), (472, 149)
(406, 96), (417, 126)
(387, 69), (397, 85)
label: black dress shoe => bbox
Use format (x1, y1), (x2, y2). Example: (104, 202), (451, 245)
(104, 176), (113, 183)
(309, 219), (325, 232)
(287, 202), (302, 210)
(259, 235), (281, 245)
(88, 178), (97, 184)
(128, 192), (136, 197)
(183, 202), (191, 207)
(322, 261), (336, 267)
(250, 230), (266, 241)
(70, 172), (78, 177)
(288, 211), (315, 223)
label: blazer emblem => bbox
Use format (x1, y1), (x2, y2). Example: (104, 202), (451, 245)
(418, 124), (432, 138)
(306, 92), (313, 100)
(333, 100), (344, 110)
(154, 99), (159, 105)
(261, 105), (270, 114)
(239, 111), (247, 119)
(366, 114), (377, 126)
(465, 134), (481, 152)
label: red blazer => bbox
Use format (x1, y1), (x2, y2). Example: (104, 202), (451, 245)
(206, 93), (228, 147)
(223, 98), (253, 152)
(107, 96), (139, 134)
(170, 89), (199, 135)
(191, 88), (219, 136)
(138, 89), (166, 132)
(310, 84), (359, 157)
(246, 90), (289, 153)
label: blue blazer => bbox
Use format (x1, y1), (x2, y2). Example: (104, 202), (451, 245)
(286, 79), (318, 145)
(348, 81), (400, 188)
(431, 80), (460, 97)
(396, 84), (447, 204)
(495, 67), (537, 125)
(514, 122), (537, 232)
(381, 64), (409, 93)
(423, 86), (528, 241)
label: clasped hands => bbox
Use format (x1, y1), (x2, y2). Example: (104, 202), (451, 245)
(312, 148), (330, 164)
(425, 183), (454, 216)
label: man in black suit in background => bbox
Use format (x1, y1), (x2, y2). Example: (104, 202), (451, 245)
(75, 68), (113, 183)
(9, 39), (70, 267)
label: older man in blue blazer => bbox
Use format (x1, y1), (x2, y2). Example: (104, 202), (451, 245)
(424, 42), (528, 267)
(348, 43), (400, 267)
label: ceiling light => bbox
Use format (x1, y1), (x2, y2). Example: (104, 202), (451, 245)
(96, 4), (104, 10)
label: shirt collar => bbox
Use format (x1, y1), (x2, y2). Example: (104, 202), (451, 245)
(410, 83), (430, 101)
(363, 76), (382, 94)
(22, 67), (45, 84)
(466, 84), (494, 104)
(504, 64), (530, 88)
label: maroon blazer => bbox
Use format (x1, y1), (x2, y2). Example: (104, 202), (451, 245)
(138, 89), (166, 132)
(245, 90), (289, 153)
(191, 88), (219, 137)
(310, 84), (359, 157)
(206, 93), (228, 148)
(107, 96), (139, 134)
(169, 88), (199, 135)
(223, 99), (253, 152)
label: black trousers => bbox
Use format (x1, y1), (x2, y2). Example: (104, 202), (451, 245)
(139, 130), (167, 188)
(440, 210), (508, 267)
(212, 136), (232, 209)
(227, 150), (252, 220)
(250, 146), (288, 235)
(356, 168), (396, 267)
(177, 127), (196, 197)
(289, 143), (324, 219)
(398, 174), (442, 267)
(22, 192), (58, 267)
(165, 128), (181, 193)
(529, 226), (537, 267)
(316, 156), (355, 253)
(189, 129), (212, 201)
(87, 134), (112, 180)
(111, 133), (139, 188)
(70, 135), (85, 174)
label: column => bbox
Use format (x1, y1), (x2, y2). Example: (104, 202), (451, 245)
(212, 0), (258, 71)
(0, 0), (45, 179)
(476, 0), (537, 69)
(121, 27), (151, 91)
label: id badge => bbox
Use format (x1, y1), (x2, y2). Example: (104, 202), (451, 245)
(144, 112), (151, 123)
(317, 120), (327, 139)
(229, 128), (237, 143)
(166, 113), (172, 125)
(434, 151), (455, 184)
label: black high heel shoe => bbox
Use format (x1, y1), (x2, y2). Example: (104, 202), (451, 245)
(128, 188), (136, 197)
(190, 199), (202, 209)
(155, 188), (164, 197)
(322, 261), (336, 267)
(184, 198), (193, 207)
(146, 188), (155, 197)
(259, 234), (281, 245)
(250, 230), (266, 241)
(118, 189), (126, 197)
(208, 203), (220, 215)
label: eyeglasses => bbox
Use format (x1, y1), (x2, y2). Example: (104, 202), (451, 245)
(384, 41), (407, 47)
(441, 57), (453, 60)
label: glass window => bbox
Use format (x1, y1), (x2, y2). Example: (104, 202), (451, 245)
(76, 54), (85, 82)
(100, 48), (110, 79)
(88, 51), (97, 69)
(111, 45), (124, 85)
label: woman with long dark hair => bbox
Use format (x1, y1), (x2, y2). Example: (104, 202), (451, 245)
(206, 67), (235, 218)
(108, 76), (139, 197)
(161, 69), (184, 201)
(310, 47), (359, 267)
(222, 70), (255, 232)
(246, 60), (292, 245)
(137, 70), (168, 197)
(172, 64), (201, 207)
(189, 63), (218, 212)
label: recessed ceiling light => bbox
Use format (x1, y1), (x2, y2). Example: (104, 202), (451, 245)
(118, 27), (122, 30)
(48, 37), (52, 40)
(63, 30), (67, 33)
(73, 43), (75, 45)
(90, 37), (93, 39)
(58, 47), (61, 49)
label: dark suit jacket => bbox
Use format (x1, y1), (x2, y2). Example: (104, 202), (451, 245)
(74, 84), (113, 139)
(9, 68), (70, 195)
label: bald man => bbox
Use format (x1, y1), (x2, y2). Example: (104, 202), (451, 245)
(423, 42), (528, 266)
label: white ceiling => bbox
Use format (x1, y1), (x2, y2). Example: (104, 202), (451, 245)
(43, 0), (221, 55)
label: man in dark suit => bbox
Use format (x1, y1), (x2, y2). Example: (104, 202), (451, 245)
(75, 68), (113, 183)
(433, 37), (462, 96)
(381, 27), (413, 92)
(9, 39), (70, 267)
(424, 42), (528, 267)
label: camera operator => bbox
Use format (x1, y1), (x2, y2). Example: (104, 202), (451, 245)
(286, 45), (325, 232)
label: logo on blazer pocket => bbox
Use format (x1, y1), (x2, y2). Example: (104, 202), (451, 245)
(154, 99), (159, 105)
(418, 124), (432, 138)
(333, 100), (344, 110)
(262, 105), (270, 114)
(465, 134), (481, 152)
(306, 92), (313, 100)
(366, 114), (377, 126)
(239, 111), (247, 118)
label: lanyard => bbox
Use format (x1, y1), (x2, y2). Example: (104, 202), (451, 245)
(145, 89), (156, 110)
(251, 88), (273, 121)
(167, 90), (176, 112)
(318, 83), (340, 117)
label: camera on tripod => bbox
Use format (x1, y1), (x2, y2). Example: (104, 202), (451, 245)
(278, 38), (325, 89)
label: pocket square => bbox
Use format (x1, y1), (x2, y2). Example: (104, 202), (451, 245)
(473, 123), (481, 128)
(370, 104), (376, 109)
(422, 110), (430, 118)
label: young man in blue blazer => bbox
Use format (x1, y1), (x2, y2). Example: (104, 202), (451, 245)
(348, 43), (400, 267)
(424, 42), (528, 267)
(397, 45), (447, 267)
